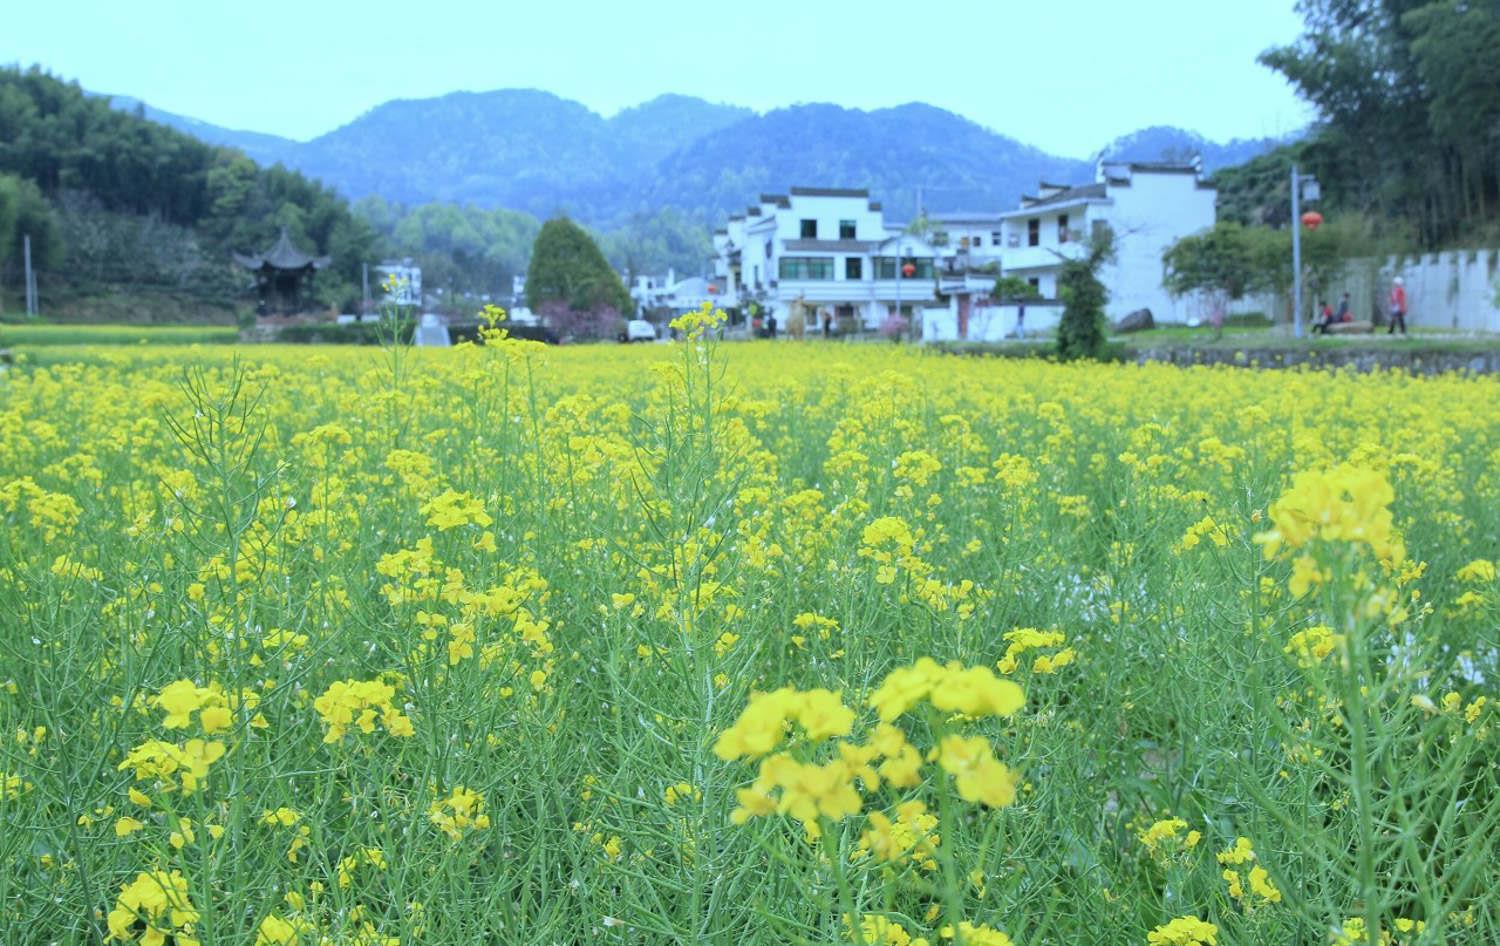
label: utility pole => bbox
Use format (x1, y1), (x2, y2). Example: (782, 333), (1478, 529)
(1291, 165), (1303, 339)
(361, 262), (371, 316)
(895, 239), (902, 330)
(23, 234), (35, 317)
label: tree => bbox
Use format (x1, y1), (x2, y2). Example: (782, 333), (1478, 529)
(1056, 227), (1115, 361)
(991, 275), (1039, 302)
(1260, 0), (1500, 246)
(0, 172), (62, 304)
(1163, 222), (1258, 304)
(525, 217), (632, 335)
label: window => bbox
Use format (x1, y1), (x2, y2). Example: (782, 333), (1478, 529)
(1027, 219), (1040, 247)
(839, 219), (856, 240)
(845, 257), (863, 280)
(752, 265), (760, 287)
(991, 231), (1002, 244)
(1027, 277), (1040, 293)
(779, 257), (834, 280)
(875, 257), (934, 280)
(800, 219), (818, 239)
(972, 235), (984, 247)
(1058, 214), (1070, 243)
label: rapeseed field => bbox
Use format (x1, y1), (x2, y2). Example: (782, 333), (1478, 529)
(2, 309), (1496, 945)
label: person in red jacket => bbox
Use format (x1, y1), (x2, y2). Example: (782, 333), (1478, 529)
(1388, 278), (1408, 335)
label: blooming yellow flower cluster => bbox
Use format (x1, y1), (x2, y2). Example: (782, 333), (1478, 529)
(1216, 837), (1281, 907)
(107, 870), (200, 946)
(428, 785), (491, 841)
(1136, 817), (1201, 861)
(312, 678), (415, 742)
(1255, 464), (1405, 568)
(1146, 915), (1218, 946)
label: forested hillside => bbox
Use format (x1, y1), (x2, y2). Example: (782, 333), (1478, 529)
(1258, 0), (1500, 248)
(0, 67), (377, 318)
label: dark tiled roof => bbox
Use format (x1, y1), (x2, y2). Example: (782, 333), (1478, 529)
(233, 227), (330, 271)
(789, 186), (869, 198)
(1020, 182), (1106, 210)
(1121, 161), (1200, 174)
(759, 193), (791, 208)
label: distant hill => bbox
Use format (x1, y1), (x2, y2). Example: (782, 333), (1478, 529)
(642, 102), (1093, 224)
(104, 89), (1292, 230)
(101, 94), (300, 166)
(1098, 125), (1295, 174)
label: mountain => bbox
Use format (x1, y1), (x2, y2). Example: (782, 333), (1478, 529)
(1098, 125), (1296, 173)
(101, 94), (299, 166)
(607, 94), (755, 169)
(104, 88), (1291, 229)
(642, 103), (1093, 224)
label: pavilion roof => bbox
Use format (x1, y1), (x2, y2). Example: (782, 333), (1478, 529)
(234, 228), (331, 271)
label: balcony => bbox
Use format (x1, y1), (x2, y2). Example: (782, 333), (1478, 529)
(1000, 242), (1085, 272)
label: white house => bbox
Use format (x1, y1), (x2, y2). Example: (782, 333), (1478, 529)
(995, 160), (1217, 324)
(710, 162), (1217, 339)
(630, 269), (720, 319)
(375, 259), (422, 307)
(711, 187), (948, 331)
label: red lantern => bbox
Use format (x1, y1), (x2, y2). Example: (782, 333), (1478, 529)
(707, 284), (718, 294)
(901, 262), (916, 277)
(1301, 211), (1324, 231)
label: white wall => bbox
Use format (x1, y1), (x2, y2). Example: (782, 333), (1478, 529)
(922, 302), (1064, 342)
(1228, 248), (1500, 332)
(1100, 172), (1216, 323)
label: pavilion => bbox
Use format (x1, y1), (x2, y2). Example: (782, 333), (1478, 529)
(234, 228), (331, 315)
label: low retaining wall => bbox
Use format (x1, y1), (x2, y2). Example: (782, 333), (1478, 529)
(1131, 345), (1500, 375)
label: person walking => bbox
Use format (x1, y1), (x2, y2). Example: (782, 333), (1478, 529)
(1388, 277), (1408, 335)
(1015, 298), (1026, 340)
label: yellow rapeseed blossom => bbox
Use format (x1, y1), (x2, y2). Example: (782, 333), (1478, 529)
(1146, 915), (1218, 946)
(107, 870), (201, 946)
(312, 679), (414, 742)
(428, 786), (490, 841)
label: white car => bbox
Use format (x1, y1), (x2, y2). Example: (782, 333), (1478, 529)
(625, 319), (657, 342)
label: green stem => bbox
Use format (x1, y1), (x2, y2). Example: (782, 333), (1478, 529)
(823, 821), (866, 946)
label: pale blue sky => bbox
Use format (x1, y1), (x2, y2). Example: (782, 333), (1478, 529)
(4, 0), (1311, 158)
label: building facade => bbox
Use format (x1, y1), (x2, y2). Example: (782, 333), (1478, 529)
(374, 258), (422, 308)
(712, 187), (948, 331)
(710, 161), (1216, 337)
(994, 160), (1217, 324)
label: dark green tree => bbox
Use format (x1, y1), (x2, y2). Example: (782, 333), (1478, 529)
(525, 217), (631, 321)
(1056, 227), (1115, 361)
(1260, 0), (1500, 246)
(0, 172), (62, 304)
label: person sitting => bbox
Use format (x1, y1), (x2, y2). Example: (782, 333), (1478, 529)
(1337, 292), (1353, 323)
(1312, 300), (1335, 334)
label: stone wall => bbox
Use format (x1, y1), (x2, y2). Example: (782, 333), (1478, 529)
(1130, 345), (1500, 376)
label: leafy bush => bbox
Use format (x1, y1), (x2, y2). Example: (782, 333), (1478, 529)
(1057, 228), (1115, 361)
